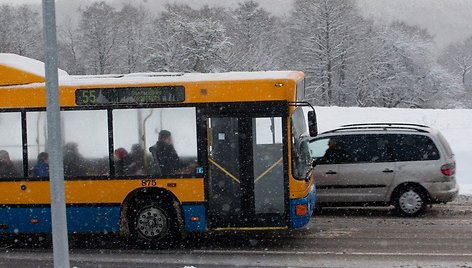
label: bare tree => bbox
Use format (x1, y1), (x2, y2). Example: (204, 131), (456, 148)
(439, 37), (472, 87)
(289, 0), (362, 105)
(58, 20), (84, 74)
(78, 2), (120, 75)
(147, 4), (230, 73)
(352, 22), (463, 108)
(116, 4), (152, 73)
(226, 0), (281, 71)
(0, 1), (465, 109)
(0, 5), (41, 58)
(0, 5), (14, 53)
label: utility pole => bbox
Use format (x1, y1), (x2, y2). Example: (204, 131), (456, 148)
(42, 0), (70, 267)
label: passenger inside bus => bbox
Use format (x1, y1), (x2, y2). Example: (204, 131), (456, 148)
(115, 148), (131, 176)
(33, 152), (49, 177)
(115, 145), (147, 176)
(149, 130), (197, 176)
(63, 142), (85, 176)
(149, 130), (181, 176)
(0, 150), (19, 178)
(128, 144), (145, 175)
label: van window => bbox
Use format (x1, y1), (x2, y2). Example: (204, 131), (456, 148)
(390, 134), (440, 162)
(310, 136), (353, 164)
(309, 138), (330, 159)
(436, 132), (454, 157)
(340, 135), (393, 164)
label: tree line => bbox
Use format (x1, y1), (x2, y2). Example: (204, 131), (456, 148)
(0, 0), (469, 108)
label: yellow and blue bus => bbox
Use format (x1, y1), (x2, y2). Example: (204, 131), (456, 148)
(0, 54), (317, 245)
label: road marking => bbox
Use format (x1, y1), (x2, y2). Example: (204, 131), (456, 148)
(3, 250), (472, 259)
(188, 249), (472, 257)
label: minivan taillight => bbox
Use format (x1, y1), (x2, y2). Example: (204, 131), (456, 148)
(441, 162), (455, 176)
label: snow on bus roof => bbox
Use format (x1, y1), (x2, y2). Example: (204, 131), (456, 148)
(0, 53), (68, 78)
(59, 71), (302, 87)
(1, 54), (301, 88)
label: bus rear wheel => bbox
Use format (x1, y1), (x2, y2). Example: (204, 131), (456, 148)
(128, 198), (180, 248)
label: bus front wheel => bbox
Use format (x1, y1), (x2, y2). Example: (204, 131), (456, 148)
(128, 197), (180, 248)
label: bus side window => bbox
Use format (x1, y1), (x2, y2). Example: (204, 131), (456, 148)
(0, 112), (22, 179)
(61, 110), (110, 177)
(112, 107), (198, 177)
(27, 112), (48, 177)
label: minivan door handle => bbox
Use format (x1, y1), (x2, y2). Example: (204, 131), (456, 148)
(382, 169), (394, 173)
(325, 170), (337, 175)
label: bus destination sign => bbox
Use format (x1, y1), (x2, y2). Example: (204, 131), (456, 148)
(75, 86), (185, 105)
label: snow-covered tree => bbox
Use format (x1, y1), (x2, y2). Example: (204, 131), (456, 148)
(288, 0), (359, 105)
(78, 2), (120, 75)
(439, 37), (472, 88)
(58, 20), (84, 74)
(0, 5), (14, 53)
(116, 4), (152, 73)
(0, 5), (42, 58)
(351, 22), (463, 108)
(0, 1), (465, 109)
(225, 1), (281, 71)
(147, 4), (230, 73)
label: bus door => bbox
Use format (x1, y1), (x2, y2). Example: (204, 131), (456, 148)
(201, 105), (288, 228)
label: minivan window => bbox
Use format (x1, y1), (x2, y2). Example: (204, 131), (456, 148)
(309, 137), (350, 164)
(309, 138), (330, 158)
(340, 135), (393, 164)
(437, 132), (454, 157)
(390, 134), (440, 161)
(310, 135), (393, 165)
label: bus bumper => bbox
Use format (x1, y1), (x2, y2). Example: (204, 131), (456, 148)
(182, 204), (207, 232)
(290, 184), (316, 229)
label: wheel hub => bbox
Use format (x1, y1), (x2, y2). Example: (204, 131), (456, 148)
(136, 207), (167, 238)
(399, 190), (423, 214)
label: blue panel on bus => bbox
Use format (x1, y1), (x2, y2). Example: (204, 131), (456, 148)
(0, 206), (120, 234)
(182, 204), (207, 232)
(290, 184), (316, 229)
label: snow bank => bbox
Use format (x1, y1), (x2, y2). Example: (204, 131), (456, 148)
(311, 106), (472, 195)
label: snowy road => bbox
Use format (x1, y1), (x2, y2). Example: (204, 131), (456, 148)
(1, 200), (472, 268)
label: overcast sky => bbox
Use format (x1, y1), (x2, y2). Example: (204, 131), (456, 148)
(2, 0), (471, 48)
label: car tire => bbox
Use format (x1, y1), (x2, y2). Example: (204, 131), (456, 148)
(128, 197), (181, 248)
(394, 186), (427, 217)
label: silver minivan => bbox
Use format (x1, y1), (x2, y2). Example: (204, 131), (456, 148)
(310, 123), (459, 216)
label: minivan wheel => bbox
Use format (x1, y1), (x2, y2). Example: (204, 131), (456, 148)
(394, 187), (427, 217)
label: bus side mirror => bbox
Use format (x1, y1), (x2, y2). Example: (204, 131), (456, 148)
(307, 111), (318, 137)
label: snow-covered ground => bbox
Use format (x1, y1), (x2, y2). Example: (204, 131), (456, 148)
(312, 106), (472, 195)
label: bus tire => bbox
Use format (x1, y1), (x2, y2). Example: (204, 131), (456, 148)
(128, 196), (180, 248)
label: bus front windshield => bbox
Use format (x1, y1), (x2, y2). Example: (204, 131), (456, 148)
(291, 107), (312, 180)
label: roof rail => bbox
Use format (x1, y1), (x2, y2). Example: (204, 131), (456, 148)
(322, 126), (429, 134)
(341, 123), (429, 128)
